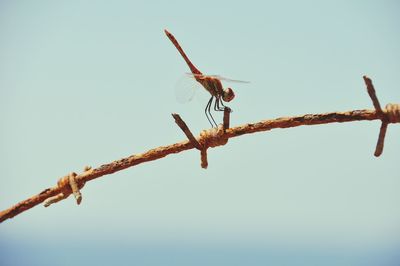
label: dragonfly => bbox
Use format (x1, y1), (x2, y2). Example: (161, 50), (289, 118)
(165, 29), (249, 127)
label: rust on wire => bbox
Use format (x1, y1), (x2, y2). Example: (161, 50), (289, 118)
(0, 76), (399, 223)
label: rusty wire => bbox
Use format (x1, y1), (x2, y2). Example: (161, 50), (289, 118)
(0, 76), (398, 223)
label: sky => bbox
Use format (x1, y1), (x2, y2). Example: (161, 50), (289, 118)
(0, 0), (399, 265)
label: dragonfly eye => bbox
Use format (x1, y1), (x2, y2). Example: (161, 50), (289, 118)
(223, 88), (235, 102)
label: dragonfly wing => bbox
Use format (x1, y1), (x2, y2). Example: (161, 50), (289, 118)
(208, 75), (250, 83)
(185, 73), (250, 83)
(175, 74), (200, 103)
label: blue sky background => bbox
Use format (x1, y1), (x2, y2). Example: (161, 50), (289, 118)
(1, 1), (399, 265)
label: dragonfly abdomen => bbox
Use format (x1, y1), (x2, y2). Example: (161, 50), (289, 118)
(164, 29), (202, 76)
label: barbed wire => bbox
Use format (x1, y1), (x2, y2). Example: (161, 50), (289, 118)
(0, 76), (398, 223)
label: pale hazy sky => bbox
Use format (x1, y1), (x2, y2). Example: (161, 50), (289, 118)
(1, 1), (399, 265)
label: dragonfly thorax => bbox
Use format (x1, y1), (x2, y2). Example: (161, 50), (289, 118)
(198, 76), (235, 102)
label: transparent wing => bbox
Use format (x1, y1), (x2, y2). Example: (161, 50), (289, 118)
(185, 73), (250, 84)
(174, 74), (201, 103)
(208, 75), (250, 84)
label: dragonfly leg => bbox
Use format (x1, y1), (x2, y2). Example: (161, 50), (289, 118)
(214, 97), (226, 112)
(219, 99), (226, 108)
(209, 99), (218, 127)
(205, 96), (217, 127)
(205, 96), (213, 127)
(214, 97), (219, 111)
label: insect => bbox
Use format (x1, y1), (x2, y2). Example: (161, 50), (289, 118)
(165, 29), (248, 127)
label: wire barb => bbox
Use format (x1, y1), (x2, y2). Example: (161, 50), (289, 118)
(69, 172), (82, 205)
(223, 107), (231, 131)
(363, 76), (383, 116)
(172, 113), (202, 149)
(43, 193), (67, 207)
(363, 76), (399, 156)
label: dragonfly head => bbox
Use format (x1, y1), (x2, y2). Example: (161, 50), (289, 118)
(222, 88), (235, 102)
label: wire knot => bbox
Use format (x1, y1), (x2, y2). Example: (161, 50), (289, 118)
(384, 103), (400, 123)
(198, 124), (228, 149)
(43, 166), (92, 207)
(172, 110), (231, 169)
